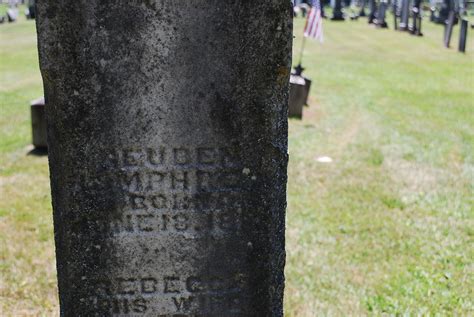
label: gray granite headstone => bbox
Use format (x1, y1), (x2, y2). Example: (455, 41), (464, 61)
(36, 1), (291, 316)
(289, 75), (306, 119)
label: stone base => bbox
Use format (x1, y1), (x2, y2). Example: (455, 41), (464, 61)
(31, 97), (47, 149)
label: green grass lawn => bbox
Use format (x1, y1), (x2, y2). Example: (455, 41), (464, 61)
(1, 12), (473, 316)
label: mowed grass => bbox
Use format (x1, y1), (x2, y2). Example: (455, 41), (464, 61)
(1, 12), (473, 316)
(286, 16), (473, 316)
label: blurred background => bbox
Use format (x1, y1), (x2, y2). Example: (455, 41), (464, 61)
(0, 0), (473, 315)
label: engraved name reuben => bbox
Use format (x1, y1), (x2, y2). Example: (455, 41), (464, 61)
(83, 146), (253, 314)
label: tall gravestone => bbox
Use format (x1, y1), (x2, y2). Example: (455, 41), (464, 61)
(36, 1), (291, 316)
(399, 0), (411, 31)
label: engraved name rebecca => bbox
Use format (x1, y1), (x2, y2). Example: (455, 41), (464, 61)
(86, 274), (246, 314)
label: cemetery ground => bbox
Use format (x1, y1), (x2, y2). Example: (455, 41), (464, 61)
(1, 12), (473, 317)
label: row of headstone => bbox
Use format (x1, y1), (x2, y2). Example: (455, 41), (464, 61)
(333, 0), (469, 53)
(433, 0), (469, 52)
(392, 0), (423, 36)
(332, 0), (425, 34)
(326, 0), (389, 27)
(392, 0), (423, 35)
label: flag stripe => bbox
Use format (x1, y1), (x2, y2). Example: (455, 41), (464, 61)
(304, 0), (324, 43)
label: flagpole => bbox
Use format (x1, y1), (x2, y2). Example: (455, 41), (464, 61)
(298, 35), (307, 66)
(296, 5), (311, 76)
(295, 35), (307, 76)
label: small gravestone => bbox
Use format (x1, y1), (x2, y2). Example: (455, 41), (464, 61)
(289, 75), (307, 118)
(36, 1), (291, 315)
(30, 97), (47, 149)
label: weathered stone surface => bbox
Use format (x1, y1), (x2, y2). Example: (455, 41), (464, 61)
(36, 1), (291, 316)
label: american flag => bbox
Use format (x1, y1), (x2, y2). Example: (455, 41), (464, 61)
(304, 0), (324, 43)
